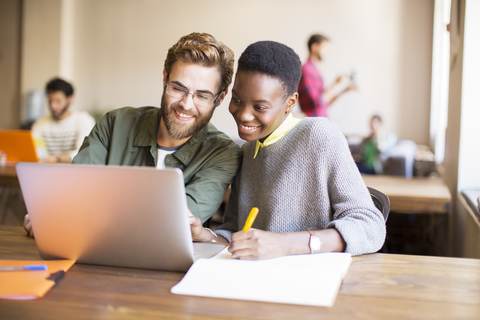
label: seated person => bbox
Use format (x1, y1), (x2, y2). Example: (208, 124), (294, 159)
(356, 115), (397, 175)
(189, 40), (386, 259)
(24, 32), (241, 237)
(32, 77), (96, 163)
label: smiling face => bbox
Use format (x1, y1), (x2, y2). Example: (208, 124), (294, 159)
(229, 71), (297, 142)
(160, 61), (224, 143)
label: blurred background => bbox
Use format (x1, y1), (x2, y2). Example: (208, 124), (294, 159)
(1, 0), (435, 142)
(1, 0), (479, 257)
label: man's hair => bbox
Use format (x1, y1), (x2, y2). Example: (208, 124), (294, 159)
(307, 34), (330, 53)
(237, 40), (302, 98)
(371, 114), (382, 122)
(45, 78), (74, 97)
(164, 32), (234, 93)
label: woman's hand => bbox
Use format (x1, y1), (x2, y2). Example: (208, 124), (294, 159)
(229, 228), (290, 260)
(229, 228), (346, 260)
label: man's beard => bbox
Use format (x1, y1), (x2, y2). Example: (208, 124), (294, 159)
(160, 93), (215, 140)
(51, 103), (70, 121)
(317, 52), (323, 61)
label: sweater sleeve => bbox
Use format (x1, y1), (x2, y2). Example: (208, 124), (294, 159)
(321, 122), (386, 255)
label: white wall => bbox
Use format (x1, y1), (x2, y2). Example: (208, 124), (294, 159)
(21, 0), (62, 98)
(20, 0), (434, 143)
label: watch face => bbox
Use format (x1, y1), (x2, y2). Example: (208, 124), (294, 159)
(310, 236), (322, 253)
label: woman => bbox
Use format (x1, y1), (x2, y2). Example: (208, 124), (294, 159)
(189, 41), (385, 259)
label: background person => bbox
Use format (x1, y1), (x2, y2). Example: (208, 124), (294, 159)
(356, 114), (397, 175)
(31, 78), (95, 163)
(297, 34), (356, 117)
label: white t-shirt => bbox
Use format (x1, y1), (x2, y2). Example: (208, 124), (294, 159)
(156, 145), (181, 169)
(31, 110), (96, 159)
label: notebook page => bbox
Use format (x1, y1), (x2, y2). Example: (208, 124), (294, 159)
(171, 250), (352, 307)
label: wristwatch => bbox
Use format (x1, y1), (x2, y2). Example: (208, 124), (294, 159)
(307, 229), (322, 254)
(204, 227), (218, 243)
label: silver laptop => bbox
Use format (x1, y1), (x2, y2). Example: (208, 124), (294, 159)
(16, 162), (224, 272)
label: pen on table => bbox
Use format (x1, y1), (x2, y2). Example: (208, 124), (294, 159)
(0, 264), (47, 272)
(242, 207), (259, 232)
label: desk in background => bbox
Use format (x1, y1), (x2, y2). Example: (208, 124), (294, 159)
(0, 226), (479, 319)
(362, 175), (451, 214)
(0, 165), (19, 188)
(362, 175), (452, 256)
(0, 165), (25, 226)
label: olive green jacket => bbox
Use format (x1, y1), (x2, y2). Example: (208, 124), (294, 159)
(73, 106), (242, 223)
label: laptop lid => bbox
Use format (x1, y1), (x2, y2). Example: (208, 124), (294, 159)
(16, 163), (221, 272)
(0, 130), (39, 163)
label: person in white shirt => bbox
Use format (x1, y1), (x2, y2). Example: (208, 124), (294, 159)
(31, 78), (95, 163)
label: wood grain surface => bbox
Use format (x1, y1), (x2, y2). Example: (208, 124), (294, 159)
(1, 226), (479, 319)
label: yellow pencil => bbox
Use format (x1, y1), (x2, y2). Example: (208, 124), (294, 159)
(242, 207), (259, 232)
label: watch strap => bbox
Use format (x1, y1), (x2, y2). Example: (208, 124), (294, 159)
(307, 228), (322, 254)
(204, 227), (218, 243)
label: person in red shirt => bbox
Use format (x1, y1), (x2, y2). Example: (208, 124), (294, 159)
(298, 34), (356, 117)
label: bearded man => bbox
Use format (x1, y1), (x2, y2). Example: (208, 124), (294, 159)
(31, 78), (95, 163)
(71, 33), (241, 224)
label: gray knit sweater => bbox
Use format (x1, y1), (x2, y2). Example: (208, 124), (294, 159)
(215, 118), (386, 256)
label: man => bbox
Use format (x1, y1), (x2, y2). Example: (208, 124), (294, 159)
(24, 32), (241, 237)
(297, 34), (355, 117)
(31, 78), (96, 163)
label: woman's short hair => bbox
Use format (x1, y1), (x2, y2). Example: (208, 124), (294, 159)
(237, 41), (302, 99)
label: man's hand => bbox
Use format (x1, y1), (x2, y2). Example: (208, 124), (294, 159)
(44, 153), (72, 163)
(188, 210), (205, 241)
(188, 210), (227, 243)
(44, 154), (59, 163)
(59, 153), (72, 163)
(229, 228), (288, 260)
(23, 214), (34, 237)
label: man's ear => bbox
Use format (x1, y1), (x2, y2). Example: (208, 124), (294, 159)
(163, 69), (167, 86)
(67, 95), (74, 105)
(286, 92), (298, 114)
(215, 89), (228, 107)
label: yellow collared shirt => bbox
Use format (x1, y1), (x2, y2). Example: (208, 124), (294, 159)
(254, 114), (302, 158)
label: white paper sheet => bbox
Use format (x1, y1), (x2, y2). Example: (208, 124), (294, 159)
(171, 248), (352, 307)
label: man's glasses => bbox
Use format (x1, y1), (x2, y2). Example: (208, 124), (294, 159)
(165, 83), (221, 107)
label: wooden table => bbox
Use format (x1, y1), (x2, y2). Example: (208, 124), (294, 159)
(362, 175), (451, 214)
(0, 165), (19, 188)
(1, 226), (479, 319)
